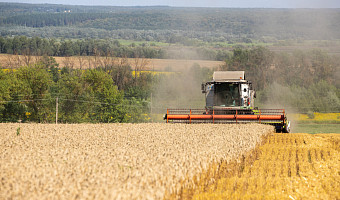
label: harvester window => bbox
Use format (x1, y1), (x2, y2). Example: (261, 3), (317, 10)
(214, 83), (240, 107)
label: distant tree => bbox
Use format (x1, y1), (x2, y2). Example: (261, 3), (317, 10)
(58, 69), (128, 123)
(224, 46), (273, 90)
(0, 70), (29, 122)
(59, 40), (74, 56)
(0, 70), (12, 119)
(15, 65), (53, 122)
(81, 69), (127, 122)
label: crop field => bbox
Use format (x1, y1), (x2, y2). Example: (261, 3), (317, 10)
(292, 113), (340, 134)
(293, 113), (340, 123)
(174, 133), (340, 199)
(0, 123), (272, 199)
(0, 54), (224, 71)
(1, 123), (338, 200)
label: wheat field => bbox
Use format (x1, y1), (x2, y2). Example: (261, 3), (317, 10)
(1, 123), (338, 200)
(0, 54), (224, 71)
(0, 123), (272, 200)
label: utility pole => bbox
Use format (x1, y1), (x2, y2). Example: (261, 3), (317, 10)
(150, 93), (153, 114)
(150, 93), (153, 122)
(56, 97), (58, 124)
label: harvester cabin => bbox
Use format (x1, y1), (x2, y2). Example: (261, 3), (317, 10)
(203, 71), (251, 108)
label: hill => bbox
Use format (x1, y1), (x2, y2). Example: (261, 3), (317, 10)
(1, 3), (339, 42)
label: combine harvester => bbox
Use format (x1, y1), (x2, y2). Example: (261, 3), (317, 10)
(164, 71), (290, 133)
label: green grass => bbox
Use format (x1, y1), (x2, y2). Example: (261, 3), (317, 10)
(209, 41), (274, 48)
(296, 120), (340, 124)
(293, 123), (340, 134)
(117, 39), (169, 47)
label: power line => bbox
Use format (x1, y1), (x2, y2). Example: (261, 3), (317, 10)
(59, 98), (149, 108)
(0, 99), (51, 103)
(0, 98), (150, 109)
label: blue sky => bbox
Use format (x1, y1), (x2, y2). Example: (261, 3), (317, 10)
(0, 0), (339, 8)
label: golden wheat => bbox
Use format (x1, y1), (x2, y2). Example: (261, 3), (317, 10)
(0, 54), (223, 70)
(0, 123), (272, 200)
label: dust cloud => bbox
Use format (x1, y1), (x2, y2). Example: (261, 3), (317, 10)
(165, 46), (202, 60)
(256, 9), (340, 40)
(152, 67), (208, 114)
(256, 82), (300, 133)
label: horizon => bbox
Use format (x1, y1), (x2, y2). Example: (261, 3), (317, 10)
(0, 0), (340, 8)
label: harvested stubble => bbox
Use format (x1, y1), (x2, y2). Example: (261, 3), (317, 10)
(183, 133), (340, 200)
(0, 123), (272, 199)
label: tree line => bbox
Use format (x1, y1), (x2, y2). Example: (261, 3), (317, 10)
(1, 13), (112, 28)
(0, 36), (230, 60)
(0, 36), (164, 58)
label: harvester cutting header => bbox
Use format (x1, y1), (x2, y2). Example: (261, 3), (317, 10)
(164, 71), (290, 133)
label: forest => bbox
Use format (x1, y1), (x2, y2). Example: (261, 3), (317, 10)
(0, 36), (229, 60)
(1, 3), (340, 43)
(0, 36), (165, 58)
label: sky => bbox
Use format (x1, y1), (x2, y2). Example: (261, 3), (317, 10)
(1, 0), (340, 8)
